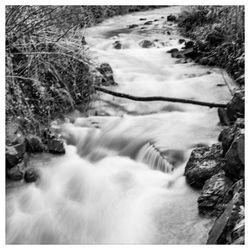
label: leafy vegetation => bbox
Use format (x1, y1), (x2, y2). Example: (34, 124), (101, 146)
(6, 6), (159, 138)
(178, 6), (244, 85)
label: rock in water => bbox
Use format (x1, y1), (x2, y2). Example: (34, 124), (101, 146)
(6, 139), (26, 168)
(139, 40), (155, 48)
(47, 138), (65, 154)
(224, 129), (244, 179)
(166, 48), (178, 54)
(7, 162), (25, 181)
(226, 89), (244, 122)
(97, 63), (116, 86)
(113, 41), (122, 49)
(144, 21), (153, 25)
(179, 39), (186, 44)
(185, 41), (195, 49)
(24, 168), (39, 183)
(207, 179), (244, 244)
(218, 126), (237, 155)
(198, 171), (234, 217)
(184, 144), (224, 189)
(98, 63), (113, 75)
(128, 24), (138, 29)
(167, 14), (177, 22)
(218, 107), (231, 126)
(26, 135), (45, 153)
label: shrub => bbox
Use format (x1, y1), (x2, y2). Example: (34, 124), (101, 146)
(6, 6), (160, 137)
(178, 6), (244, 84)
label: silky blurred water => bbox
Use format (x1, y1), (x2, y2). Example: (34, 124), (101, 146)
(6, 6), (233, 244)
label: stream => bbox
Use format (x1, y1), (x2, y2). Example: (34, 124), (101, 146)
(6, 6), (234, 244)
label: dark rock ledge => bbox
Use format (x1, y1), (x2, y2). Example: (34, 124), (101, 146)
(184, 88), (245, 244)
(6, 128), (65, 183)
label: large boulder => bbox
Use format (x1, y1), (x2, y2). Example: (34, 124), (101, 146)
(26, 135), (46, 153)
(144, 21), (153, 25)
(6, 161), (25, 181)
(218, 119), (244, 155)
(218, 126), (237, 155)
(184, 144), (224, 189)
(198, 170), (234, 217)
(207, 179), (244, 244)
(139, 40), (155, 48)
(6, 139), (26, 168)
(224, 129), (244, 180)
(226, 89), (244, 122)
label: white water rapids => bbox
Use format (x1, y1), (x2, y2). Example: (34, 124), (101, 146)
(6, 7), (234, 244)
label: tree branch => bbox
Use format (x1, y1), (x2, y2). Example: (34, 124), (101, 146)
(94, 86), (227, 108)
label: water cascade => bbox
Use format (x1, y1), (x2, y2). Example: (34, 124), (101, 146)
(6, 6), (234, 244)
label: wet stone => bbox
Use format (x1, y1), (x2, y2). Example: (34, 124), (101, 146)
(7, 165), (24, 181)
(185, 41), (195, 49)
(166, 48), (178, 54)
(167, 14), (177, 22)
(26, 135), (45, 153)
(226, 89), (244, 122)
(198, 170), (234, 217)
(179, 39), (186, 44)
(113, 41), (122, 49)
(218, 107), (231, 126)
(128, 24), (139, 29)
(6, 139), (26, 168)
(139, 40), (155, 48)
(184, 144), (224, 189)
(47, 138), (65, 154)
(224, 129), (244, 180)
(24, 168), (39, 183)
(144, 21), (153, 25)
(218, 126), (237, 155)
(207, 179), (244, 244)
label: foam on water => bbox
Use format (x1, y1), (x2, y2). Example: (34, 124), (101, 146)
(6, 6), (234, 244)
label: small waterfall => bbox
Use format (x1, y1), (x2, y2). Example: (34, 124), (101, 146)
(61, 121), (176, 174)
(137, 142), (174, 173)
(6, 5), (233, 244)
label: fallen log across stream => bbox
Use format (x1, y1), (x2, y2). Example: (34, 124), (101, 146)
(94, 86), (227, 108)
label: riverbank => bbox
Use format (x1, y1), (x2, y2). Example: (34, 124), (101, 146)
(176, 6), (245, 244)
(5, 6), (161, 182)
(6, 6), (244, 244)
(177, 6), (244, 85)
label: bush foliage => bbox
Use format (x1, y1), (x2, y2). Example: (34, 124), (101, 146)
(178, 6), (244, 84)
(6, 6), (158, 137)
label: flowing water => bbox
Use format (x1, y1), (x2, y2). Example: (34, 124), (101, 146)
(6, 7), (234, 244)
